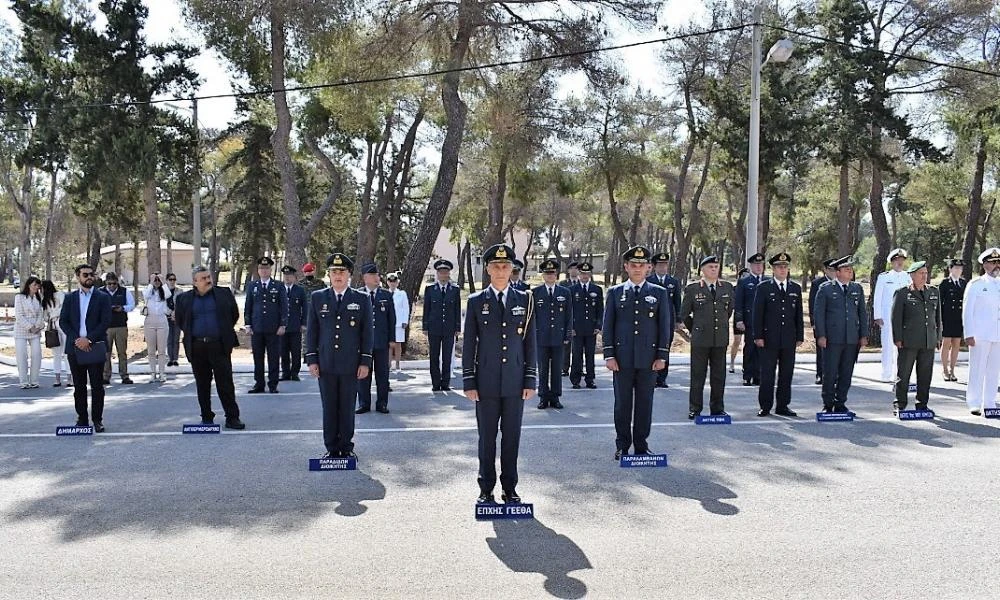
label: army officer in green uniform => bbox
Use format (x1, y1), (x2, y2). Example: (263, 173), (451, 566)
(680, 256), (735, 419)
(891, 261), (942, 413)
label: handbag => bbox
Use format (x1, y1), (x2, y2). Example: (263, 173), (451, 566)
(44, 322), (60, 348)
(73, 340), (107, 365)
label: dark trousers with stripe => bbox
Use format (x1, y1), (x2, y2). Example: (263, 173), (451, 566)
(538, 344), (564, 402)
(821, 343), (859, 409)
(358, 348), (390, 410)
(476, 395), (524, 493)
(428, 333), (455, 388)
(758, 345), (795, 412)
(280, 331), (302, 378)
(613, 367), (655, 453)
(319, 373), (358, 454)
(251, 332), (281, 389)
(571, 334), (597, 385)
(690, 345), (726, 414)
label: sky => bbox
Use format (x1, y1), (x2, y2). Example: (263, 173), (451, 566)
(1, 0), (711, 130)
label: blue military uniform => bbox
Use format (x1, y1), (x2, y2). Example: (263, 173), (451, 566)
(357, 263), (396, 413)
(422, 259), (462, 391)
(533, 259), (573, 409)
(808, 259), (836, 384)
(570, 262), (603, 388)
(464, 244), (537, 504)
(751, 253), (804, 416)
(646, 252), (681, 387)
(734, 253), (767, 385)
(245, 257), (289, 392)
(511, 259), (530, 292)
(603, 246), (672, 458)
(305, 253), (374, 457)
(813, 255), (869, 412)
(279, 265), (308, 381)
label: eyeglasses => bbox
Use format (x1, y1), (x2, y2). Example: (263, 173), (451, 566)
(167, 278), (176, 282)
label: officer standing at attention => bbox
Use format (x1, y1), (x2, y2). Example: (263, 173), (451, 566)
(356, 263), (396, 414)
(681, 256), (735, 420)
(511, 259), (530, 292)
(422, 259), (461, 391)
(962, 249), (1000, 416)
(305, 253), (374, 459)
(279, 265), (307, 381)
(533, 259), (572, 409)
(873, 248), (911, 382)
(560, 262), (580, 376)
(809, 259), (836, 385)
(752, 253), (804, 417)
(814, 256), (869, 414)
(569, 262), (602, 389)
(245, 257), (288, 393)
(734, 253), (767, 386)
(646, 252), (682, 388)
(891, 261), (942, 413)
(463, 244), (537, 505)
(603, 246), (671, 459)
(938, 258), (966, 382)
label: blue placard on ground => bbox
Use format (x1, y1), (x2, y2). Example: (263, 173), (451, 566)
(898, 409), (935, 421)
(182, 423), (221, 434)
(984, 408), (1000, 419)
(56, 425), (93, 436)
(620, 454), (668, 468)
(309, 457), (358, 471)
(695, 415), (732, 425)
(816, 412), (854, 422)
(475, 503), (535, 521)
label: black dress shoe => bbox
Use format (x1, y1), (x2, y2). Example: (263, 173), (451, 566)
(561, 371), (569, 377)
(655, 382), (668, 388)
(586, 383), (597, 389)
(752, 379), (760, 386)
(572, 383), (581, 389)
(376, 407), (390, 414)
(432, 386), (441, 392)
(103, 379), (111, 385)
(477, 492), (496, 504)
(688, 412), (699, 420)
(248, 387), (265, 394)
(75, 420), (90, 427)
(201, 418), (215, 425)
(822, 406), (834, 414)
(501, 490), (521, 504)
(121, 377), (133, 385)
(757, 409), (770, 417)
(268, 388), (279, 394)
(815, 375), (823, 385)
(743, 380), (753, 386)
(833, 405), (850, 414)
(711, 411), (729, 417)
(550, 400), (564, 409)
(614, 449), (625, 460)
(634, 449), (654, 455)
(537, 400), (548, 409)
(94, 422), (105, 433)
(728, 367), (735, 373)
(279, 376), (292, 381)
(225, 418), (246, 430)
(972, 409), (983, 416)
(775, 409), (798, 417)
(290, 375), (300, 381)
(440, 385), (451, 391)
(915, 403), (929, 411)
(322, 451), (337, 459)
(344, 451), (358, 459)
(355, 407), (371, 414)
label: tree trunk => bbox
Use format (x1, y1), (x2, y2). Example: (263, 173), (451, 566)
(398, 0), (477, 305)
(757, 190), (771, 250)
(383, 108), (424, 271)
(132, 235), (140, 294)
(269, 8), (307, 270)
(210, 204), (220, 283)
(868, 132), (892, 281)
(464, 237), (476, 293)
(961, 132), (988, 280)
(144, 177), (162, 276)
(484, 155), (508, 248)
(837, 161), (852, 256)
(44, 169), (57, 280)
(89, 225), (102, 268)
(114, 241), (122, 276)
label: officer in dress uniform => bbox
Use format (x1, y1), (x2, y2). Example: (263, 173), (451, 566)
(734, 253), (767, 385)
(570, 262), (603, 389)
(646, 252), (681, 388)
(752, 253), (804, 417)
(874, 248), (911, 382)
(533, 259), (572, 409)
(422, 259), (462, 391)
(357, 263), (396, 414)
(245, 257), (288, 393)
(463, 244), (537, 505)
(939, 258), (967, 382)
(559, 262), (580, 376)
(305, 253), (374, 459)
(963, 248), (1000, 415)
(511, 259), (530, 292)
(891, 261), (942, 413)
(681, 256), (735, 419)
(809, 259), (836, 385)
(279, 265), (307, 381)
(814, 255), (869, 414)
(603, 246), (671, 459)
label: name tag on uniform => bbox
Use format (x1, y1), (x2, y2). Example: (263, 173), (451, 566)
(644, 296), (657, 304)
(347, 303), (360, 311)
(512, 306), (526, 316)
(620, 454), (667, 468)
(590, 292), (598, 298)
(309, 457), (357, 471)
(475, 502), (534, 520)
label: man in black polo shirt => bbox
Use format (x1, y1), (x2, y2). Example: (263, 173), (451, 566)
(174, 266), (245, 429)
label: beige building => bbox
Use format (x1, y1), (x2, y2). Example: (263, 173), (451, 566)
(82, 240), (209, 285)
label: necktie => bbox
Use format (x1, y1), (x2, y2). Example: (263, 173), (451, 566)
(709, 283), (716, 296)
(780, 282), (785, 293)
(497, 291), (505, 316)
(336, 293), (343, 309)
(548, 287), (553, 299)
(370, 290), (375, 309)
(842, 284), (848, 295)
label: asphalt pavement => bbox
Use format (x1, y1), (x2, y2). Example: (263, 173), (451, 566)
(1, 357), (998, 599)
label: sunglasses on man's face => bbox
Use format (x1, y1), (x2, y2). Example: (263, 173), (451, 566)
(167, 278), (176, 282)
(80, 273), (94, 278)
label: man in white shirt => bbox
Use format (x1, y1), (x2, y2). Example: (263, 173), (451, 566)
(963, 248), (1000, 415)
(873, 248), (911, 382)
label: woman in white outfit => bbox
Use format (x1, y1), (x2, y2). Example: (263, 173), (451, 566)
(387, 272), (410, 372)
(14, 276), (45, 389)
(41, 280), (67, 387)
(142, 273), (173, 382)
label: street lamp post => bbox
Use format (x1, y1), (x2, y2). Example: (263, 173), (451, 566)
(745, 4), (793, 263)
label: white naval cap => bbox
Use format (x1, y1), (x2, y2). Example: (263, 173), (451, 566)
(886, 248), (908, 262)
(978, 248), (1000, 263)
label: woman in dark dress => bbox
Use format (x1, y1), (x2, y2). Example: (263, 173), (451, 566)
(939, 258), (967, 382)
